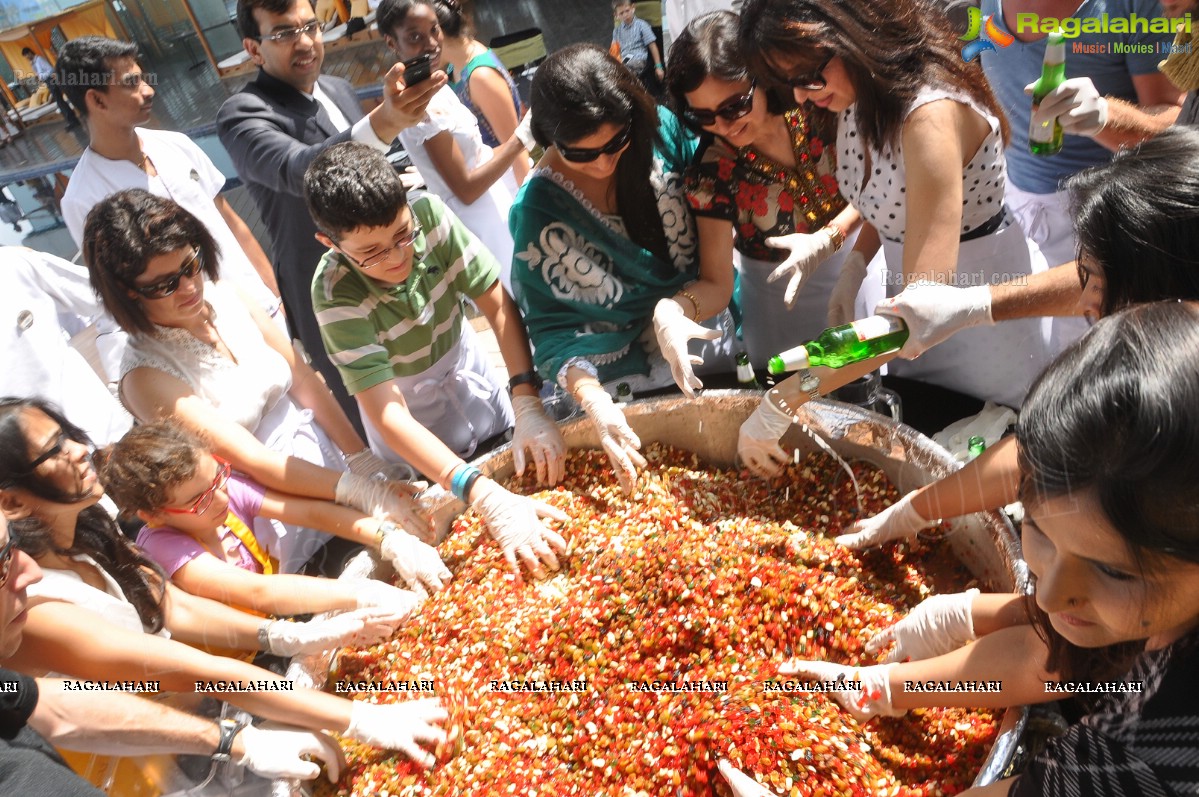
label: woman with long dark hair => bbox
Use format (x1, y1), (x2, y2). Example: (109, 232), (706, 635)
(510, 43), (736, 493)
(665, 10), (861, 367)
(756, 302), (1199, 797)
(0, 398), (447, 764)
(734, 0), (1055, 477)
(836, 126), (1199, 550)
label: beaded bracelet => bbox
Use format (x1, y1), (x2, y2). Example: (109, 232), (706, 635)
(676, 289), (701, 321)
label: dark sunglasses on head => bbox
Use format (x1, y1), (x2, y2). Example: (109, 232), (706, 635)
(556, 123), (633, 163)
(785, 54), (834, 92)
(129, 248), (204, 299)
(683, 81), (757, 127)
(0, 536), (15, 589)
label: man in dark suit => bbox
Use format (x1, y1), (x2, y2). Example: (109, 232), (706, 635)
(218, 0), (443, 430)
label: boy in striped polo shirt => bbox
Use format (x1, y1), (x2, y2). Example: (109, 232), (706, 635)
(306, 142), (568, 580)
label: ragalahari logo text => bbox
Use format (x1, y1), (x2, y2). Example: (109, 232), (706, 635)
(960, 7), (1015, 61)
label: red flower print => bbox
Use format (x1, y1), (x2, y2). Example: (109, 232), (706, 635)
(739, 222), (758, 241)
(809, 137), (824, 158)
(777, 191), (794, 214)
(717, 157), (735, 182)
(735, 182), (769, 215)
(821, 174), (840, 194)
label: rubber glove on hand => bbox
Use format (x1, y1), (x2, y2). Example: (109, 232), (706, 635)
(336, 472), (431, 539)
(866, 588), (979, 663)
(766, 231), (838, 309)
(343, 699), (448, 764)
(237, 723), (343, 782)
(717, 758), (783, 797)
(778, 659), (902, 722)
(514, 109), (536, 151)
(826, 250), (868, 327)
(349, 578), (424, 622)
(834, 490), (938, 548)
(510, 394), (567, 486)
(874, 281), (993, 359)
(344, 449), (395, 480)
(470, 478), (569, 580)
(1026, 76), (1109, 137)
(653, 298), (722, 399)
(377, 525), (452, 597)
(576, 383), (648, 493)
(263, 608), (400, 657)
(738, 396), (793, 479)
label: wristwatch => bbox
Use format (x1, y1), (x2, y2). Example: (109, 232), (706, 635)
(257, 620), (273, 652)
(798, 367), (821, 402)
(507, 369), (544, 394)
(212, 717), (247, 763)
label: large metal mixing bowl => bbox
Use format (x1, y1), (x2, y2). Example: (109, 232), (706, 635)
(430, 390), (1031, 787)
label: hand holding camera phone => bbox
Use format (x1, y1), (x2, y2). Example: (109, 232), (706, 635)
(401, 53), (435, 87)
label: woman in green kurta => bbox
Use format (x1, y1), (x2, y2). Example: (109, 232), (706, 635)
(509, 43), (736, 494)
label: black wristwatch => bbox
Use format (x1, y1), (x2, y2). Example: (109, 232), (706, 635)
(507, 369), (544, 394)
(212, 717), (248, 763)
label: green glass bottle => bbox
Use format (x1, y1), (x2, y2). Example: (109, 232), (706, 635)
(767, 316), (910, 376)
(1029, 29), (1066, 157)
(968, 435), (986, 460)
(615, 382), (633, 404)
(736, 352), (761, 389)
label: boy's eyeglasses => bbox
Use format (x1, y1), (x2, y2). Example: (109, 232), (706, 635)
(351, 221), (423, 271)
(555, 123), (633, 163)
(162, 460), (232, 516)
(258, 20), (321, 44)
(0, 536), (15, 589)
(785, 55), (834, 91)
(683, 81), (757, 127)
(128, 248), (204, 299)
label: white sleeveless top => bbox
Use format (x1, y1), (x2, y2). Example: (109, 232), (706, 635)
(29, 553), (170, 638)
(836, 86), (1008, 242)
(119, 281), (292, 434)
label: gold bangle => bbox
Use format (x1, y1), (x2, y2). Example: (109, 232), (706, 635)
(822, 224), (845, 253)
(676, 289), (701, 321)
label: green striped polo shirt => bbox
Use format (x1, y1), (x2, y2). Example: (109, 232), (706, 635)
(312, 193), (501, 395)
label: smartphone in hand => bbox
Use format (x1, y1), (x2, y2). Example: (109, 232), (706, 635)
(401, 53), (435, 87)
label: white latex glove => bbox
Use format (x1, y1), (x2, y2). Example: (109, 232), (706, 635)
(737, 396), (793, 478)
(766, 231), (837, 309)
(652, 298), (723, 399)
(335, 472), (431, 538)
(377, 526), (452, 597)
(834, 490), (938, 549)
(349, 578), (425, 621)
(576, 383), (648, 493)
(1026, 76), (1109, 137)
(344, 449), (394, 479)
(514, 109), (536, 151)
(263, 608), (400, 657)
(717, 758), (783, 797)
(874, 281), (993, 359)
(777, 659), (902, 723)
(510, 394), (567, 486)
(826, 250), (868, 327)
(237, 723), (343, 782)
(470, 478), (569, 579)
(344, 699), (448, 764)
(866, 588), (980, 663)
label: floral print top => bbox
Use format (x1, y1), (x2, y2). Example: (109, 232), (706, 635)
(684, 108), (846, 262)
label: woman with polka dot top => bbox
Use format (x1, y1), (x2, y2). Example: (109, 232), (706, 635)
(738, 0), (1053, 411)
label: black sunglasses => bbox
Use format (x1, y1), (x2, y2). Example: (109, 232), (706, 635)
(556, 123), (633, 163)
(683, 81), (757, 127)
(27, 429), (67, 472)
(129, 248), (204, 299)
(785, 55), (834, 92)
(0, 536), (13, 589)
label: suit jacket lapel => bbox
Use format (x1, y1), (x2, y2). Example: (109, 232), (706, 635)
(251, 68), (337, 138)
(318, 76), (364, 126)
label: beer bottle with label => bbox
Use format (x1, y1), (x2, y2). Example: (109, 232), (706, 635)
(615, 382), (633, 404)
(736, 352), (761, 389)
(1029, 28), (1066, 156)
(767, 316), (910, 376)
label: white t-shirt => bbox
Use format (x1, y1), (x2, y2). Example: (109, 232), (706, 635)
(61, 127), (279, 314)
(29, 554), (170, 638)
(0, 247), (132, 445)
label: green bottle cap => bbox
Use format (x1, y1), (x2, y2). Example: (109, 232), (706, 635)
(968, 435), (986, 456)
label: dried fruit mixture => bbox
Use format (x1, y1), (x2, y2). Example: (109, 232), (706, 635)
(323, 445), (1000, 797)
